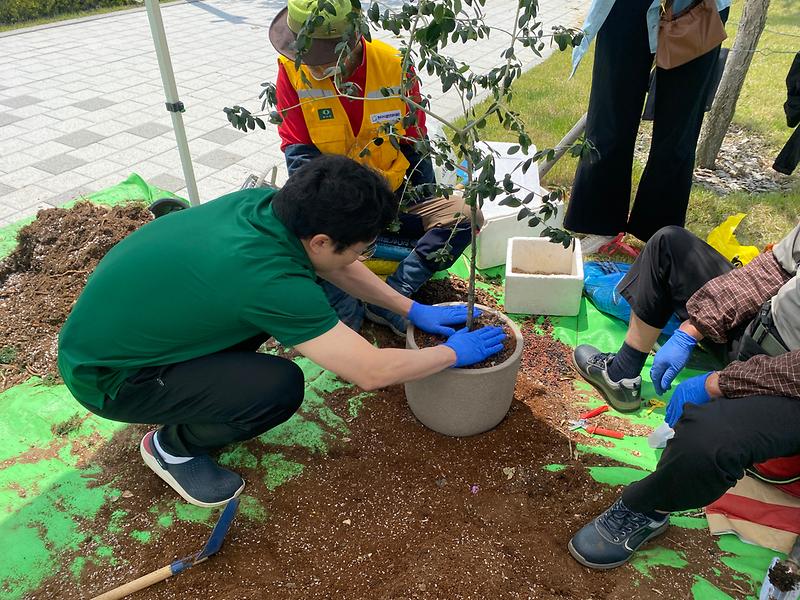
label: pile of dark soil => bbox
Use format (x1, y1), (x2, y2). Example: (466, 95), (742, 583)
(413, 276), (503, 312)
(0, 201), (151, 391)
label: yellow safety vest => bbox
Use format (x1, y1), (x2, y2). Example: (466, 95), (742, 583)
(279, 39), (410, 191)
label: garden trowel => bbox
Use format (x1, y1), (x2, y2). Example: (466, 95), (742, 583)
(91, 497), (240, 600)
(759, 536), (800, 600)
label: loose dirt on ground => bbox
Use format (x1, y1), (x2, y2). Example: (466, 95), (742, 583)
(11, 203), (746, 599)
(0, 201), (152, 392)
(29, 320), (744, 599)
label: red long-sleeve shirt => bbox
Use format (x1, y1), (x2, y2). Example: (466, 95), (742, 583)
(275, 39), (427, 151)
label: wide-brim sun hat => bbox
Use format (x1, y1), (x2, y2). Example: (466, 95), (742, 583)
(269, 0), (358, 66)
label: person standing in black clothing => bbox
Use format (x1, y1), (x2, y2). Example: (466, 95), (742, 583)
(564, 0), (729, 250)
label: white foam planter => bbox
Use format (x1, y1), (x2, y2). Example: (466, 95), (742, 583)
(405, 303), (523, 437)
(475, 196), (564, 270)
(504, 237), (584, 316)
(467, 141), (565, 270)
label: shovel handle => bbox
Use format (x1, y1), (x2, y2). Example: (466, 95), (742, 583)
(90, 564), (174, 600)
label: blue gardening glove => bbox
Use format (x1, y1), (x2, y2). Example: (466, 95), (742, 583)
(408, 301), (482, 336)
(443, 326), (506, 367)
(650, 329), (698, 395)
(665, 372), (712, 427)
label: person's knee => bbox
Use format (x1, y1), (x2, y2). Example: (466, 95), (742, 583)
(669, 410), (748, 482)
(244, 360), (304, 428)
(274, 360), (305, 415)
(650, 225), (694, 248)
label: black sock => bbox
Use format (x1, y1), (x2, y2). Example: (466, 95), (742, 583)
(607, 342), (648, 382)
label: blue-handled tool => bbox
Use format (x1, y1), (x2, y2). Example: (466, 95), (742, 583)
(91, 497), (240, 600)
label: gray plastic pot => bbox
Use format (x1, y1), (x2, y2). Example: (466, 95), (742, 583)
(404, 302), (524, 437)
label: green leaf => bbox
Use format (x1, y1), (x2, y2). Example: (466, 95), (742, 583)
(368, 2), (379, 21)
(527, 216), (542, 228)
(498, 197), (521, 207)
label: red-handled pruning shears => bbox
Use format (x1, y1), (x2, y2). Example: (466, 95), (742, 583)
(579, 405), (610, 420)
(568, 419), (625, 439)
(569, 405), (624, 439)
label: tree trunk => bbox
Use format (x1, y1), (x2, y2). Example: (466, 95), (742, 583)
(696, 0), (770, 168)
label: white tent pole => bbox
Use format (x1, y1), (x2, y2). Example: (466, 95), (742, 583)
(144, 0), (201, 206)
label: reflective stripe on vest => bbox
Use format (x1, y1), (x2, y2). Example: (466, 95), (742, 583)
(279, 39), (410, 191)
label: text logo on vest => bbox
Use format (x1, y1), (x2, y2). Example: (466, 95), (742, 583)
(317, 108), (334, 121)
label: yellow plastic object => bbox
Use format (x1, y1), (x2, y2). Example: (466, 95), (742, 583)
(646, 398), (666, 416)
(363, 258), (399, 279)
(706, 213), (759, 266)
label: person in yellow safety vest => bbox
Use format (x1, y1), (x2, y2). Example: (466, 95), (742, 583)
(269, 0), (482, 337)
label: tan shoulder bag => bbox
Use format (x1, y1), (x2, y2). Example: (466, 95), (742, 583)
(656, 0), (727, 70)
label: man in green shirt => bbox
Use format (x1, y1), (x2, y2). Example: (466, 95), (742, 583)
(58, 155), (505, 507)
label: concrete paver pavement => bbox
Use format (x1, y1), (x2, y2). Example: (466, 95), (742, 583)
(0, 0), (584, 226)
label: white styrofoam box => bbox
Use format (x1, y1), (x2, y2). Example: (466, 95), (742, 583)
(469, 141), (565, 269)
(476, 195), (564, 269)
(504, 237), (584, 316)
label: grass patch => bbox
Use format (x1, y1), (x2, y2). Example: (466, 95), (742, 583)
(686, 187), (800, 248)
(459, 0), (798, 249)
(0, 0), (174, 33)
(724, 1), (800, 147)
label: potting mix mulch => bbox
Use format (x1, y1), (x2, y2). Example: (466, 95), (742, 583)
(0, 201), (152, 392)
(0, 196), (775, 600)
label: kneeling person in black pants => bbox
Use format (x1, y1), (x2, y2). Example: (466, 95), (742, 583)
(57, 156), (505, 507)
(569, 225), (800, 569)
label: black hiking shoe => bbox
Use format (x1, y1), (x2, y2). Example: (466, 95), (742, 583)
(140, 431), (244, 508)
(572, 344), (642, 413)
(568, 498), (669, 570)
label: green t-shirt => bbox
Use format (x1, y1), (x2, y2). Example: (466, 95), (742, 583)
(57, 188), (338, 409)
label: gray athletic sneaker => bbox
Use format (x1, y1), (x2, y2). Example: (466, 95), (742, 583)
(572, 345), (642, 413)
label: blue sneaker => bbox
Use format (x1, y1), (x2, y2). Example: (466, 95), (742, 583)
(364, 303), (407, 338)
(568, 498), (669, 569)
(140, 431), (245, 508)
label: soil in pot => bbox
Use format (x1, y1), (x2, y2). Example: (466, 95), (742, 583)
(413, 277), (502, 311)
(413, 311), (517, 369)
(411, 277), (515, 369)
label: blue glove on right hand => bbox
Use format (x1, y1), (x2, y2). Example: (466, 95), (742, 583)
(665, 372), (712, 427)
(408, 301), (482, 336)
(650, 329), (698, 395)
(443, 326), (507, 367)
